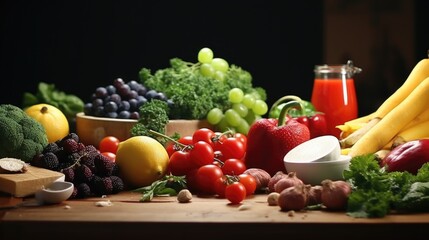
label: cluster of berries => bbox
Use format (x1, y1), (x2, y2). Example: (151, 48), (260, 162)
(31, 133), (124, 199)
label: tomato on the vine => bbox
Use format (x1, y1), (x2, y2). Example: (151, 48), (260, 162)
(165, 136), (193, 157)
(196, 164), (224, 194)
(225, 182), (247, 204)
(221, 158), (246, 175)
(238, 173), (257, 196)
(214, 175), (227, 198)
(168, 150), (193, 176)
(217, 137), (246, 161)
(99, 136), (120, 154)
(192, 128), (216, 145)
(234, 133), (247, 150)
(190, 141), (214, 167)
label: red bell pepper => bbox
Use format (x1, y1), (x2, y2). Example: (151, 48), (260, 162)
(269, 95), (328, 139)
(245, 101), (311, 176)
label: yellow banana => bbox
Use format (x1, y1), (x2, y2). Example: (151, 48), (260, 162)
(384, 119), (429, 149)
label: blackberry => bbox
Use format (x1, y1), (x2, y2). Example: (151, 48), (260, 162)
(94, 153), (115, 176)
(91, 176), (113, 195)
(42, 142), (60, 154)
(75, 164), (94, 183)
(110, 176), (125, 193)
(80, 145), (99, 166)
(111, 163), (120, 176)
(76, 183), (92, 198)
(77, 142), (85, 152)
(61, 167), (75, 182)
(30, 153), (43, 167)
(62, 138), (80, 154)
(40, 152), (59, 170)
(63, 132), (80, 143)
(70, 187), (78, 199)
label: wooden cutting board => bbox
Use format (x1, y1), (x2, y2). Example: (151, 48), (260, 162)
(0, 165), (64, 197)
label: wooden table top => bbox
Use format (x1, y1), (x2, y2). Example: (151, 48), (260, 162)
(1, 191), (428, 240)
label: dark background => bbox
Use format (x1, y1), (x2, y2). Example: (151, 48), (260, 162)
(0, 1), (428, 116)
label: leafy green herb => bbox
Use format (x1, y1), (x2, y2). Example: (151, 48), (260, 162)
(132, 174), (187, 202)
(344, 154), (429, 218)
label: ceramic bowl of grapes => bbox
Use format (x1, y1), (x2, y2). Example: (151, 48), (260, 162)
(76, 78), (212, 147)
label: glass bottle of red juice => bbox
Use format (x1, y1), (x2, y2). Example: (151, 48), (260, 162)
(311, 60), (362, 139)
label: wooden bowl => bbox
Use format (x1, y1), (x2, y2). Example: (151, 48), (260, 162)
(75, 112), (213, 147)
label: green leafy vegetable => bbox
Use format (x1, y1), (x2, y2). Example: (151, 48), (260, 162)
(22, 82), (84, 120)
(344, 154), (429, 218)
(132, 174), (187, 202)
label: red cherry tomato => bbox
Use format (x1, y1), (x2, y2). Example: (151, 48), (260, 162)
(217, 137), (245, 161)
(101, 152), (116, 162)
(185, 168), (199, 192)
(196, 164), (224, 195)
(221, 158), (246, 175)
(238, 173), (257, 196)
(225, 182), (247, 204)
(99, 136), (120, 154)
(212, 132), (227, 151)
(189, 141), (214, 167)
(192, 128), (216, 145)
(234, 133), (247, 150)
(166, 136), (193, 157)
(214, 175), (227, 198)
(168, 150), (193, 176)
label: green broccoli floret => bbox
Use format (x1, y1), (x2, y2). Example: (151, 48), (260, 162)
(0, 104), (48, 162)
(131, 100), (170, 145)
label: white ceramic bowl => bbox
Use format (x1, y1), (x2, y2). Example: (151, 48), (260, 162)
(284, 155), (352, 185)
(76, 112), (213, 147)
(35, 181), (74, 204)
(283, 135), (340, 163)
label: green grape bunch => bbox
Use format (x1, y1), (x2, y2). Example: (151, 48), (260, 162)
(197, 47), (268, 135)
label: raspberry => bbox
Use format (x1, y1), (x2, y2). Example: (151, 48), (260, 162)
(94, 153), (115, 176)
(110, 175), (125, 193)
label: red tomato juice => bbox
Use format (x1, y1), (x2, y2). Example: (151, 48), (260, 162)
(311, 78), (358, 138)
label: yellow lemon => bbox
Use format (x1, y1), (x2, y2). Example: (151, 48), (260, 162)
(24, 103), (69, 143)
(115, 136), (169, 188)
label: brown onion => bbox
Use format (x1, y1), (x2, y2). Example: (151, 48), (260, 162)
(277, 184), (309, 211)
(307, 185), (322, 205)
(267, 171), (287, 192)
(321, 179), (351, 210)
(273, 172), (303, 193)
